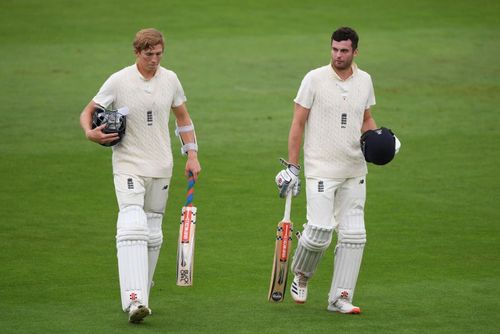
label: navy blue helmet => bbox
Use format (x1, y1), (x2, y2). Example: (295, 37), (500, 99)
(360, 127), (396, 165)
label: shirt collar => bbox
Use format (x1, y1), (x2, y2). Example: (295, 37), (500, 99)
(330, 62), (358, 81)
(134, 63), (161, 81)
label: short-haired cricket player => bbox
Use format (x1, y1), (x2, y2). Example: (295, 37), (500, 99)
(275, 27), (400, 314)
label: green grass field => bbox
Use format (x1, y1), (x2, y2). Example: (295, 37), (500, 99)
(1, 0), (499, 333)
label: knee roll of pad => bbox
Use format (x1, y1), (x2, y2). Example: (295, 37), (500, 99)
(337, 214), (366, 244)
(337, 230), (366, 244)
(117, 206), (149, 244)
(146, 212), (163, 249)
(300, 224), (334, 251)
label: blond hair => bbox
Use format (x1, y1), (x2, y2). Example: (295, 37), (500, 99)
(133, 28), (165, 52)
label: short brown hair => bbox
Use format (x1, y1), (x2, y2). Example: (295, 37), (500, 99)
(331, 27), (359, 50)
(133, 28), (165, 52)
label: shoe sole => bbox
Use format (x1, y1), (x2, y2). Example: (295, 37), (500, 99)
(290, 292), (306, 304)
(129, 306), (151, 323)
(327, 306), (361, 314)
(347, 308), (361, 314)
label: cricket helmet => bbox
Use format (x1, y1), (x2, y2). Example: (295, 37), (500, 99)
(92, 105), (127, 147)
(360, 127), (396, 165)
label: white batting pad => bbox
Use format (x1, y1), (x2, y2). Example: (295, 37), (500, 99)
(328, 242), (365, 303)
(337, 213), (366, 244)
(329, 212), (366, 303)
(146, 212), (163, 295)
(292, 224), (333, 277)
(116, 206), (149, 311)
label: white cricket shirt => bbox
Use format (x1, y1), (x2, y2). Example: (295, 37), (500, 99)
(294, 63), (376, 178)
(94, 64), (186, 178)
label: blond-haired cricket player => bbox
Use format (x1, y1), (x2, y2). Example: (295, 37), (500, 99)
(80, 28), (201, 323)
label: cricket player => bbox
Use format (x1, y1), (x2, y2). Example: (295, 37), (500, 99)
(80, 28), (201, 323)
(275, 27), (399, 313)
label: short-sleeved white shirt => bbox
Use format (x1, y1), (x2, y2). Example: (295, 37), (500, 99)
(94, 64), (186, 178)
(294, 63), (375, 179)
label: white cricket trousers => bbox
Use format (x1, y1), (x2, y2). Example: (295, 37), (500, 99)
(305, 176), (366, 231)
(114, 174), (171, 213)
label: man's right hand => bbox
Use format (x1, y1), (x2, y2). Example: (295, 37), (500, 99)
(85, 124), (120, 145)
(275, 163), (301, 198)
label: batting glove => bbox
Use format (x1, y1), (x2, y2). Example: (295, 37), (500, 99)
(395, 135), (401, 154)
(292, 178), (301, 197)
(275, 163), (301, 198)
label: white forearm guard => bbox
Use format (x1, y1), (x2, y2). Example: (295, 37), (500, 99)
(175, 122), (198, 156)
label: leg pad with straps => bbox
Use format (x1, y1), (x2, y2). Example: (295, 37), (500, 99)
(329, 213), (366, 303)
(116, 206), (149, 311)
(146, 212), (163, 295)
(292, 224), (334, 277)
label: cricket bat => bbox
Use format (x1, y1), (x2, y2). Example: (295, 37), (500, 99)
(176, 173), (197, 286)
(268, 192), (294, 302)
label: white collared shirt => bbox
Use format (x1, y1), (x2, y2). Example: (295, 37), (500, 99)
(94, 64), (186, 178)
(294, 63), (376, 178)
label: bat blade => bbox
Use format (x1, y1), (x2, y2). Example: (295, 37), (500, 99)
(176, 205), (197, 286)
(268, 219), (293, 302)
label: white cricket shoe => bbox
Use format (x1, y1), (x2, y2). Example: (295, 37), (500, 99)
(128, 301), (152, 323)
(290, 273), (308, 304)
(327, 298), (361, 314)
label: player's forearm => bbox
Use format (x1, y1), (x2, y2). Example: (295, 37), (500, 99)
(80, 113), (91, 133)
(173, 104), (198, 157)
(179, 129), (196, 146)
(173, 105), (196, 144)
(187, 150), (198, 160)
(288, 104), (309, 166)
(361, 109), (377, 133)
(80, 101), (98, 133)
(288, 123), (303, 166)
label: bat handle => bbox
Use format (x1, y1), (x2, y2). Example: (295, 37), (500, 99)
(283, 191), (292, 221)
(185, 172), (195, 207)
